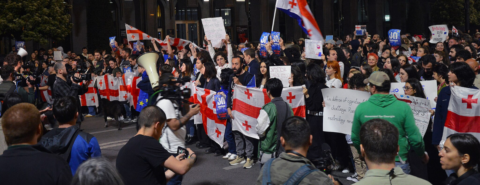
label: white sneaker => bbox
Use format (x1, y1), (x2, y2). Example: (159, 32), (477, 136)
(107, 117), (113, 120)
(347, 173), (358, 181)
(223, 153), (232, 159)
(118, 116), (124, 121)
(342, 168), (350, 173)
(228, 154), (237, 161)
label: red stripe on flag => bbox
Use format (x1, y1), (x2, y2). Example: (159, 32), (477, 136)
(445, 111), (480, 133)
(292, 105), (306, 118)
(126, 29), (145, 40)
(80, 94), (87, 106)
(104, 75), (110, 100)
(232, 99), (262, 118)
(262, 88), (272, 105)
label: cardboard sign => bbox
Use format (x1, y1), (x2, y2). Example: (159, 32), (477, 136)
(393, 94), (431, 137)
(54, 51), (62, 61)
(270, 66), (291, 87)
(259, 32), (270, 58)
(429, 25), (448, 43)
(305, 39), (323, 59)
(355, 25), (366, 36)
(389, 80), (437, 109)
(388, 29), (401, 47)
(201, 17), (227, 48)
(452, 26), (458, 36)
(326, 35), (333, 41)
(322, 88), (371, 135)
(15, 41), (25, 50)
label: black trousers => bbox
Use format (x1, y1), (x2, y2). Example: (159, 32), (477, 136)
(197, 124), (210, 147)
(306, 115), (326, 161)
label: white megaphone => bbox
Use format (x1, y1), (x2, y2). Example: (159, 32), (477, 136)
(17, 48), (28, 58)
(138, 52), (160, 90)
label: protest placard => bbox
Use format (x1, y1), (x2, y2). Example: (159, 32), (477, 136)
(305, 39), (323, 59)
(260, 32), (270, 58)
(109, 36), (116, 49)
(322, 88), (371, 135)
(388, 29), (401, 47)
(326, 35), (333, 41)
(393, 94), (431, 137)
(54, 51), (62, 61)
(270, 66), (291, 87)
(271, 32), (281, 55)
(201, 17), (227, 48)
(389, 80), (437, 109)
(355, 25), (366, 36)
(15, 41), (25, 50)
(429, 25), (448, 44)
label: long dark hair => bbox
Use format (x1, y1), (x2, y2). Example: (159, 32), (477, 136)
(450, 62), (476, 87)
(180, 59), (193, 78)
(433, 63), (449, 83)
(306, 63), (326, 86)
(406, 78), (426, 98)
(401, 64), (420, 81)
(291, 66), (305, 86)
(448, 133), (480, 169)
(379, 68), (397, 83)
(389, 57), (401, 74)
(202, 62), (217, 79)
(256, 60), (272, 88)
(214, 52), (228, 66)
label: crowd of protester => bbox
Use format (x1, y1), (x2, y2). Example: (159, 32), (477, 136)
(0, 27), (480, 185)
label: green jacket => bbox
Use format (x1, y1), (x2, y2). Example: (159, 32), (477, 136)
(351, 94), (425, 162)
(257, 101), (293, 154)
(354, 167), (431, 185)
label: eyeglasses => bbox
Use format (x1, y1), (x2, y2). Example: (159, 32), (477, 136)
(403, 86), (412, 90)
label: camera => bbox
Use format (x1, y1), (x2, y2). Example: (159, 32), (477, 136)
(68, 65), (91, 83)
(311, 143), (335, 175)
(154, 75), (192, 113)
(15, 71), (40, 87)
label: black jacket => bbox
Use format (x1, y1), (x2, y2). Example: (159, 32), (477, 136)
(446, 170), (480, 185)
(227, 71), (254, 109)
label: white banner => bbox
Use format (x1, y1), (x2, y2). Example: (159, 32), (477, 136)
(269, 66), (291, 88)
(305, 39), (323, 59)
(389, 80), (437, 109)
(393, 94), (431, 137)
(322, 89), (370, 135)
(201, 17), (227, 48)
(429, 25), (448, 44)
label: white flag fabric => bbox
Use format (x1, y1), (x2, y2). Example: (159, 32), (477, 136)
(281, 86), (306, 118)
(39, 75), (53, 104)
(196, 87), (227, 147)
(232, 85), (271, 139)
(441, 86), (480, 144)
(79, 80), (99, 107)
(126, 24), (153, 41)
(276, 0), (324, 42)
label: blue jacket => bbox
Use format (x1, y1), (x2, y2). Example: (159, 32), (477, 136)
(40, 125), (101, 174)
(432, 86), (479, 145)
(248, 59), (260, 76)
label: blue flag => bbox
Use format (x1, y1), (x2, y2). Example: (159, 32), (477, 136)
(109, 37), (116, 50)
(246, 75), (256, 88)
(388, 29), (401, 47)
(136, 90), (149, 112)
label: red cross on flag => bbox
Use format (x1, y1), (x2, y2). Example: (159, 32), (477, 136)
(126, 24), (153, 42)
(39, 75), (53, 104)
(281, 86), (306, 118)
(154, 38), (170, 51)
(130, 76), (142, 109)
(196, 87), (227, 147)
(168, 38), (190, 51)
(97, 75), (120, 101)
(232, 85), (271, 139)
(442, 86), (480, 143)
(78, 80), (99, 107)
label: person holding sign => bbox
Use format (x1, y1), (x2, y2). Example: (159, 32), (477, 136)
(351, 71), (427, 174)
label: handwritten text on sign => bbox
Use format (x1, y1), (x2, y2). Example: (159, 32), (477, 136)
(201, 17), (227, 48)
(393, 94), (431, 137)
(322, 89), (370, 135)
(270, 66), (291, 87)
(305, 39), (323, 59)
(429, 25), (448, 44)
(389, 80), (437, 109)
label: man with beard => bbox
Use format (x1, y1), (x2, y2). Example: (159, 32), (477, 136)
(227, 56), (256, 169)
(418, 55), (436, 81)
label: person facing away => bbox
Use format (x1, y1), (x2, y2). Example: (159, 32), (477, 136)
(0, 103), (72, 185)
(116, 106), (197, 185)
(257, 116), (339, 185)
(351, 71), (427, 174)
(354, 119), (431, 185)
(256, 78), (293, 162)
(71, 158), (125, 185)
(39, 96), (101, 174)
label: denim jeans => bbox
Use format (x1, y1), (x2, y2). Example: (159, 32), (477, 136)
(186, 120), (195, 137)
(395, 162), (411, 174)
(87, 106), (96, 115)
(123, 103), (131, 118)
(166, 153), (183, 185)
(224, 120), (236, 154)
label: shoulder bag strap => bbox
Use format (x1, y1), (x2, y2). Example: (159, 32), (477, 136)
(262, 158), (276, 185)
(283, 164), (319, 185)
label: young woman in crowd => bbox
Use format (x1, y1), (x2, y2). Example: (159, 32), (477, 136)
(201, 62), (222, 156)
(433, 63), (449, 95)
(366, 53), (379, 71)
(464, 44), (477, 59)
(325, 61), (343, 88)
(256, 60), (271, 88)
(435, 42), (445, 52)
(434, 50), (450, 67)
(377, 47), (391, 69)
(194, 56), (210, 149)
(417, 46), (429, 58)
(440, 133), (480, 185)
(383, 57), (401, 82)
(288, 66), (305, 87)
(219, 68), (237, 160)
(334, 47), (350, 80)
(179, 59), (194, 81)
(397, 54), (409, 67)
(399, 64), (420, 82)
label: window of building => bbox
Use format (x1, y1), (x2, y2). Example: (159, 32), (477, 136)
(214, 8), (232, 27)
(175, 8), (198, 21)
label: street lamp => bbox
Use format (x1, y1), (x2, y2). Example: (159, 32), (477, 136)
(385, 15), (390, 22)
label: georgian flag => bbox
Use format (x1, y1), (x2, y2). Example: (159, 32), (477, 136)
(232, 85), (271, 139)
(276, 0), (324, 42)
(154, 38), (170, 50)
(196, 87), (227, 147)
(442, 86), (480, 143)
(126, 24), (152, 41)
(281, 86), (306, 118)
(118, 75), (129, 102)
(97, 75), (119, 101)
(78, 80), (99, 107)
(167, 37), (190, 51)
(39, 75), (53, 104)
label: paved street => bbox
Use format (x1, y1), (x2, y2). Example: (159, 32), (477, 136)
(81, 116), (354, 185)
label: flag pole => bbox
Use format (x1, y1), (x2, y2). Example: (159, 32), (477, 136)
(271, 0), (279, 32)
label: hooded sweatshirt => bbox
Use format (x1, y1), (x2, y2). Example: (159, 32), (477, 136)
(351, 94), (425, 162)
(39, 125), (101, 174)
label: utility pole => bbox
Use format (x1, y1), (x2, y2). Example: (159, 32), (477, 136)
(465, 0), (470, 33)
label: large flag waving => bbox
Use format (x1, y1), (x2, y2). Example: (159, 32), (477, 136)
(281, 86), (306, 118)
(126, 24), (153, 41)
(442, 86), (480, 143)
(79, 80), (99, 107)
(232, 85), (271, 139)
(196, 87), (227, 147)
(276, 0), (324, 42)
